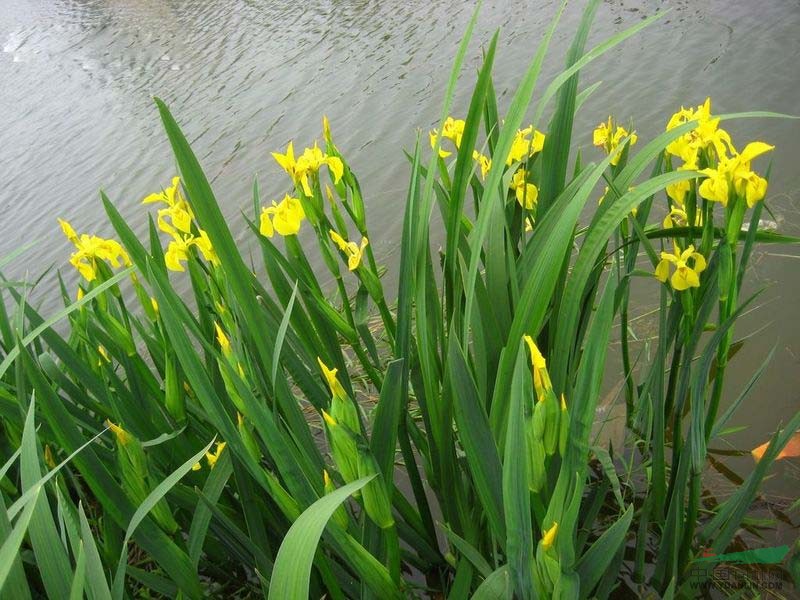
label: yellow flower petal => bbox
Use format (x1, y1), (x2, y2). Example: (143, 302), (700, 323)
(654, 259), (670, 282)
(326, 156), (344, 184)
(58, 219), (78, 243)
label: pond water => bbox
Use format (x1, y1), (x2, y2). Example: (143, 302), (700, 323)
(1, 0), (799, 544)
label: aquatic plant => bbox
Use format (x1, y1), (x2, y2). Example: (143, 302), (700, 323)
(2, 2), (799, 598)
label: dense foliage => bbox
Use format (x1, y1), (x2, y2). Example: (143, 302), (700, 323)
(2, 2), (798, 598)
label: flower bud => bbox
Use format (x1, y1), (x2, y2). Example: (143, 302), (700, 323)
(558, 394), (570, 457)
(322, 411), (359, 484)
(164, 350), (186, 423)
(324, 470), (350, 530)
(526, 422), (547, 493)
(237, 413), (261, 462)
(543, 390), (560, 456)
(356, 449), (394, 529)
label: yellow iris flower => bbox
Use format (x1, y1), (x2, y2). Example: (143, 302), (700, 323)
(141, 177), (218, 271)
(214, 322), (232, 357)
(663, 207), (702, 229)
(296, 144), (344, 196)
(329, 230), (369, 271)
(593, 117), (637, 166)
(698, 141), (773, 208)
(260, 195), (306, 237)
(272, 142), (302, 181)
(665, 98), (733, 164)
(142, 176), (195, 237)
(164, 236), (192, 272)
(192, 230), (218, 264)
(205, 441), (226, 469)
(273, 142), (343, 196)
(506, 126), (545, 165)
(655, 244), (707, 291)
(59, 219), (130, 281)
(472, 151), (492, 180)
(510, 168), (539, 210)
(430, 116), (465, 158)
(142, 176), (182, 206)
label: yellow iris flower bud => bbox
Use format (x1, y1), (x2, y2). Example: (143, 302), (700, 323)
(214, 322), (232, 357)
(105, 420), (132, 446)
(523, 335), (551, 401)
(542, 522), (559, 551)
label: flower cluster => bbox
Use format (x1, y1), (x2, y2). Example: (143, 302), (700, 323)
(593, 116), (638, 166)
(143, 176), (218, 272)
(431, 117), (546, 212)
(59, 219), (130, 281)
(272, 141), (344, 197)
(665, 98), (773, 209)
(651, 98), (774, 291)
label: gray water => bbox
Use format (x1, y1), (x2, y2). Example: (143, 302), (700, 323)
(2, 0), (799, 537)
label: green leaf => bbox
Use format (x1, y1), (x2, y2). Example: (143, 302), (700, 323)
(0, 489), (39, 594)
(187, 450), (233, 568)
(575, 505), (633, 597)
(502, 342), (533, 598)
(370, 359), (405, 481)
(471, 565), (510, 600)
(19, 395), (73, 599)
(268, 476), (375, 600)
(448, 335), (506, 544)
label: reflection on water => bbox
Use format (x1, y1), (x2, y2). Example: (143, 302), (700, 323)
(1, 0), (799, 516)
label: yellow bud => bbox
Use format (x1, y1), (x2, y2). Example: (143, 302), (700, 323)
(542, 522), (558, 551)
(322, 410), (337, 427)
(523, 335), (551, 400)
(214, 322), (231, 356)
(105, 420), (132, 445)
(322, 115), (331, 140)
(44, 445), (56, 469)
(317, 357), (347, 399)
(98, 345), (110, 363)
(323, 469), (332, 488)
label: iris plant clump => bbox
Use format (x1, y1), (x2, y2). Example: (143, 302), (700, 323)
(1, 2), (799, 598)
